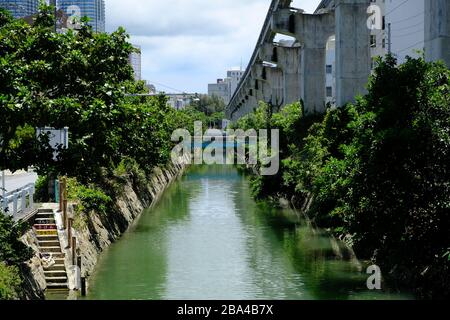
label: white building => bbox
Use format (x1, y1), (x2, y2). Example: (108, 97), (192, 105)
(166, 93), (197, 110)
(227, 68), (245, 98)
(325, 36), (336, 106)
(208, 68), (244, 104)
(208, 79), (230, 105)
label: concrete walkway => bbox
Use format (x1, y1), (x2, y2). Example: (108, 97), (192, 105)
(3, 169), (38, 193)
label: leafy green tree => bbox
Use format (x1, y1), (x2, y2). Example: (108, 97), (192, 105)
(239, 55), (450, 298)
(190, 94), (226, 116)
(327, 56), (450, 298)
(0, 214), (33, 265)
(0, 262), (21, 300)
(0, 4), (134, 181)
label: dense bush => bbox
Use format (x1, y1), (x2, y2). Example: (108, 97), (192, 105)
(34, 175), (50, 203)
(0, 212), (33, 300)
(0, 214), (33, 265)
(66, 178), (112, 216)
(328, 56), (450, 299)
(239, 55), (450, 299)
(0, 262), (21, 300)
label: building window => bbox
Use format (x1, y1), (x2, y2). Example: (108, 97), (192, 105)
(370, 35), (376, 48)
(326, 86), (333, 97)
(326, 65), (332, 74)
(382, 38), (386, 48)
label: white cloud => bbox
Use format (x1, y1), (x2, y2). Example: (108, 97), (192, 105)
(106, 0), (322, 93)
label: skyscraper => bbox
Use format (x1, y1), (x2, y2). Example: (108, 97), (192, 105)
(128, 45), (142, 81)
(0, 0), (39, 19)
(57, 0), (105, 33)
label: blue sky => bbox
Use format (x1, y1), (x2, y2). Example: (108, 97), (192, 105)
(106, 0), (322, 94)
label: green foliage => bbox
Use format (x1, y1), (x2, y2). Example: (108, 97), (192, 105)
(0, 213), (33, 266)
(190, 94), (226, 116)
(233, 101), (322, 200)
(0, 4), (134, 179)
(327, 56), (450, 298)
(241, 55), (450, 298)
(0, 8), (13, 28)
(114, 157), (147, 190)
(66, 178), (112, 216)
(34, 175), (50, 203)
(0, 262), (21, 300)
(0, 4), (207, 182)
(0, 211), (31, 300)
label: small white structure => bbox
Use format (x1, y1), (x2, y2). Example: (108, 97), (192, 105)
(36, 127), (69, 160)
(166, 93), (197, 110)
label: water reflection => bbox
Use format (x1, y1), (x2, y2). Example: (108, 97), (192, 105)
(80, 165), (412, 300)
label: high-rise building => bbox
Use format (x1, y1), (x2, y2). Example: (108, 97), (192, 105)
(226, 68), (244, 98)
(57, 0), (105, 33)
(0, 0), (39, 19)
(128, 45), (142, 81)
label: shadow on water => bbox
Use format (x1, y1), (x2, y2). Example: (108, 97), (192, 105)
(50, 165), (412, 300)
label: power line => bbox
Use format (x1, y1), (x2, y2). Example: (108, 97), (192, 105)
(145, 80), (186, 94)
(392, 26), (425, 38)
(389, 11), (424, 25)
(385, 0), (411, 16)
(396, 40), (425, 55)
(392, 21), (424, 32)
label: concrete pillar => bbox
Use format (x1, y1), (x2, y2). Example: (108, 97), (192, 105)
(425, 0), (450, 66)
(300, 46), (327, 112)
(335, 0), (371, 106)
(21, 189), (26, 213)
(266, 66), (284, 110)
(29, 185), (34, 209)
(277, 45), (302, 105)
(12, 193), (18, 217)
(252, 63), (273, 104)
(273, 9), (335, 112)
(258, 44), (284, 108)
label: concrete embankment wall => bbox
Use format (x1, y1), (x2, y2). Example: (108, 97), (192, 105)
(19, 156), (189, 299)
(74, 158), (189, 284)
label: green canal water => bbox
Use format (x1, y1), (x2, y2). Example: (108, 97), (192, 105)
(78, 165), (411, 300)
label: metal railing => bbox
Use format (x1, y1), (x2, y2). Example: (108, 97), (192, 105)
(0, 183), (36, 218)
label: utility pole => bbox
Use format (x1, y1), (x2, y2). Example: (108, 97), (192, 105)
(388, 23), (392, 54)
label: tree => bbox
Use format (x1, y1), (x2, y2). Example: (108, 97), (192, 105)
(0, 4), (134, 180)
(190, 94), (226, 116)
(0, 214), (33, 265)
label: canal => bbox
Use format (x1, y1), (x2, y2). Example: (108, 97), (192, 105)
(82, 165), (411, 300)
